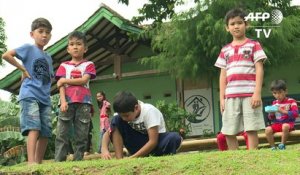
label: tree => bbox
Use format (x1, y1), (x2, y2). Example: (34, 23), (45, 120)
(0, 17), (7, 65)
(120, 0), (300, 79)
(118, 0), (198, 24)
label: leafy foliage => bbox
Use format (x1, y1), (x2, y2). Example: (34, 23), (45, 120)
(137, 0), (300, 79)
(0, 17), (7, 65)
(9, 94), (17, 104)
(0, 144), (26, 166)
(118, 0), (198, 24)
(156, 100), (195, 137)
(0, 100), (25, 166)
(0, 117), (19, 128)
(0, 100), (20, 119)
(3, 145), (26, 159)
(0, 130), (25, 166)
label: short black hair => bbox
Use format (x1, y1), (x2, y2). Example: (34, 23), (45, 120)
(225, 8), (247, 26)
(68, 31), (87, 46)
(31, 18), (52, 31)
(113, 91), (138, 113)
(270, 79), (287, 91)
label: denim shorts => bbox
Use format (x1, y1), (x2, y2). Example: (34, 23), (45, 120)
(19, 98), (52, 137)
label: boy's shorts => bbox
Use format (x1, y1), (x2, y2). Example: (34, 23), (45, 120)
(19, 97), (52, 137)
(270, 123), (295, 133)
(221, 97), (265, 135)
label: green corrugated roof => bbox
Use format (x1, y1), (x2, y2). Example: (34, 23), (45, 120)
(0, 69), (21, 88)
(46, 6), (142, 55)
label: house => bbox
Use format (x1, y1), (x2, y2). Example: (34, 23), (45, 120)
(1, 4), (300, 150)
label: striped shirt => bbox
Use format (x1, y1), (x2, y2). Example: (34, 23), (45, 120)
(55, 60), (96, 104)
(268, 98), (299, 123)
(214, 39), (267, 98)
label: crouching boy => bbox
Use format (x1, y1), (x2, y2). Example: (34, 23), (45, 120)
(101, 91), (182, 159)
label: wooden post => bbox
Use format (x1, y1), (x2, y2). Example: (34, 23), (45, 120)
(176, 79), (184, 108)
(114, 55), (121, 80)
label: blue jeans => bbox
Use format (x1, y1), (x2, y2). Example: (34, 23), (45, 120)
(19, 97), (52, 137)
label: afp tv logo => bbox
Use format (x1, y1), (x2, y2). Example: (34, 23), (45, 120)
(244, 9), (283, 38)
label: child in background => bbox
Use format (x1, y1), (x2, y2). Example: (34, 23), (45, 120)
(265, 80), (298, 150)
(96, 91), (111, 153)
(2, 18), (53, 164)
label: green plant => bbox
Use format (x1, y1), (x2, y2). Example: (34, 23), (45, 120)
(156, 100), (195, 137)
(0, 99), (25, 166)
(0, 126), (25, 166)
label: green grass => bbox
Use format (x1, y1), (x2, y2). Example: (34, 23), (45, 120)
(1, 145), (300, 175)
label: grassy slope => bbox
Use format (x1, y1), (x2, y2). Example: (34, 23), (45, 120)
(1, 148), (300, 175)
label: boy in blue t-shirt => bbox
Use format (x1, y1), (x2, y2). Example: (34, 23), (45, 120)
(2, 18), (53, 165)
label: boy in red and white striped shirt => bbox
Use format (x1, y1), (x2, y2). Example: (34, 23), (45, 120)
(214, 8), (267, 150)
(265, 80), (299, 150)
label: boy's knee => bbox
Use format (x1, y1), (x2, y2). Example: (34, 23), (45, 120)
(265, 126), (273, 134)
(170, 132), (181, 141)
(282, 124), (290, 131)
(165, 132), (182, 154)
(166, 132), (182, 148)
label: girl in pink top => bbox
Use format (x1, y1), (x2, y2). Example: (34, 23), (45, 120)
(96, 91), (111, 153)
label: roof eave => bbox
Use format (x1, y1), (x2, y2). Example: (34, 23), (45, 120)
(0, 5), (143, 94)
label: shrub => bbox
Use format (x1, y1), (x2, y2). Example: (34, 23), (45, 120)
(156, 100), (195, 138)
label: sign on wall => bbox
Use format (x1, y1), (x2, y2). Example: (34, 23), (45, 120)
(184, 89), (214, 136)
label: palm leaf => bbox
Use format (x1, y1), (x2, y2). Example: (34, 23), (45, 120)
(0, 116), (20, 127)
(0, 132), (23, 142)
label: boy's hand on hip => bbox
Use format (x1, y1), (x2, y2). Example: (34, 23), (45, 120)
(21, 70), (31, 81)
